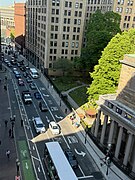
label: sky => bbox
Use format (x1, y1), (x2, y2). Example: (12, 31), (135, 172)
(0, 0), (26, 7)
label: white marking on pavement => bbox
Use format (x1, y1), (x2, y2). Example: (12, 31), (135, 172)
(75, 148), (86, 157)
(25, 162), (29, 169)
(55, 115), (63, 119)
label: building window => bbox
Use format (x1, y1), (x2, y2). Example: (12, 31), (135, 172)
(72, 42), (75, 47)
(65, 42), (68, 47)
(79, 11), (82, 17)
(56, 17), (59, 23)
(55, 26), (58, 31)
(56, 9), (59, 15)
(51, 17), (55, 23)
(65, 1), (68, 7)
(116, 108), (122, 114)
(75, 11), (78, 16)
(69, 2), (72, 7)
(72, 35), (75, 40)
(75, 2), (79, 8)
(124, 113), (132, 120)
(76, 42), (79, 48)
(52, 9), (55, 14)
(75, 50), (78, 55)
(80, 3), (83, 9)
(54, 49), (57, 54)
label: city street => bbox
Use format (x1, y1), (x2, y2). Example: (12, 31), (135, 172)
(0, 52), (104, 180)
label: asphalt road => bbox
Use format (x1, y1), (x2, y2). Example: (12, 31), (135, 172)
(3, 52), (102, 180)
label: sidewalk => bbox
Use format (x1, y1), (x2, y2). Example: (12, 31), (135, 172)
(0, 71), (17, 180)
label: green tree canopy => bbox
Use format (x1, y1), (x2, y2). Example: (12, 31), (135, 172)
(87, 28), (135, 105)
(53, 58), (73, 76)
(81, 10), (121, 71)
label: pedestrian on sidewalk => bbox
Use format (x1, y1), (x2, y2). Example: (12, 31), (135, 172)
(65, 108), (67, 114)
(6, 150), (10, 160)
(4, 120), (8, 127)
(9, 129), (11, 137)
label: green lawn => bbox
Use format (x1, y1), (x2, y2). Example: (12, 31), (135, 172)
(69, 86), (89, 106)
(51, 76), (90, 91)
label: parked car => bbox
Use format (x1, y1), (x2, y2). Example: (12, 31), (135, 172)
(39, 101), (48, 112)
(65, 149), (78, 169)
(49, 121), (60, 135)
(29, 82), (36, 90)
(32, 117), (46, 133)
(18, 78), (24, 86)
(34, 92), (42, 99)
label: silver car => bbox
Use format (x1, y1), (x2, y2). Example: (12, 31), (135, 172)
(33, 117), (46, 133)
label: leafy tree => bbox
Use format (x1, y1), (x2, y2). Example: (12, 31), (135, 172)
(81, 10), (121, 71)
(53, 58), (73, 76)
(10, 28), (15, 41)
(87, 29), (135, 105)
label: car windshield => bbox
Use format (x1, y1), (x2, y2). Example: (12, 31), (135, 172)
(36, 123), (44, 128)
(53, 126), (58, 129)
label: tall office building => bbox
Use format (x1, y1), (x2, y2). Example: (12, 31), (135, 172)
(25, 0), (87, 75)
(113, 0), (135, 31)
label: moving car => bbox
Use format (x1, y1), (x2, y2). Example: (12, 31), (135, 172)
(65, 149), (78, 169)
(29, 82), (36, 90)
(49, 121), (60, 135)
(18, 78), (24, 86)
(34, 92), (42, 99)
(22, 90), (32, 104)
(32, 117), (46, 133)
(14, 71), (21, 79)
(26, 76), (33, 83)
(39, 101), (48, 112)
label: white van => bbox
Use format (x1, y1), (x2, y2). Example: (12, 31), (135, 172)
(30, 68), (39, 78)
(32, 117), (46, 133)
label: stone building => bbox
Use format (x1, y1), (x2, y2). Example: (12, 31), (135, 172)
(91, 54), (135, 178)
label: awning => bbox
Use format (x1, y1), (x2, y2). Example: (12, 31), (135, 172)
(85, 109), (97, 116)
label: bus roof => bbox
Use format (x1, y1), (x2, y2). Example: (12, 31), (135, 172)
(46, 142), (78, 180)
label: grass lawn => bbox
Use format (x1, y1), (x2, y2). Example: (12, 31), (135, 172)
(69, 86), (89, 106)
(51, 76), (90, 91)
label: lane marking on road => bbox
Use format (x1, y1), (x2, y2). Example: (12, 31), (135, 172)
(78, 175), (94, 179)
(75, 148), (86, 157)
(67, 136), (78, 144)
(25, 162), (29, 169)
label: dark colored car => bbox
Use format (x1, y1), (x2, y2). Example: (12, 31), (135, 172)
(18, 78), (25, 86)
(34, 92), (42, 99)
(26, 76), (33, 83)
(29, 82), (36, 90)
(65, 149), (78, 169)
(20, 66), (26, 72)
(39, 101), (48, 112)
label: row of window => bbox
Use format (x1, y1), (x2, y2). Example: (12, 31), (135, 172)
(50, 25), (81, 33)
(50, 34), (80, 40)
(117, 0), (133, 6)
(108, 102), (132, 121)
(87, 5), (111, 11)
(64, 10), (82, 17)
(51, 17), (82, 25)
(49, 49), (78, 55)
(88, 0), (113, 4)
(116, 7), (132, 14)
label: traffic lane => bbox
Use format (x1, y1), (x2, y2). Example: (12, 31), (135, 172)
(9, 77), (47, 180)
